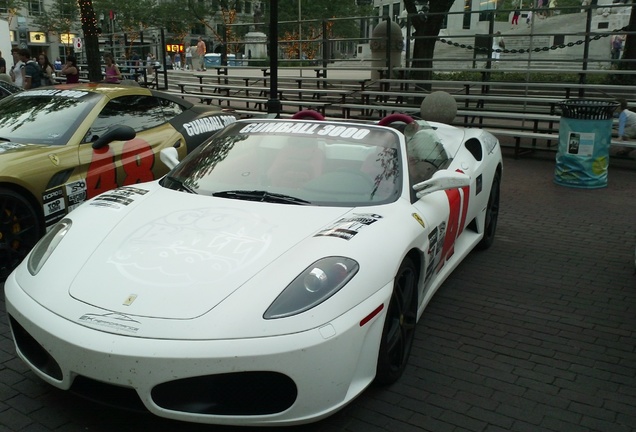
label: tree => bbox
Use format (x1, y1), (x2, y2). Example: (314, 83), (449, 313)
(77, 0), (101, 81)
(93, 0), (158, 58)
(0, 0), (26, 26)
(187, 0), (246, 52)
(31, 0), (78, 56)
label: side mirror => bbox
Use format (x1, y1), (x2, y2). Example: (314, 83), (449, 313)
(91, 125), (136, 149)
(413, 170), (470, 199)
(160, 147), (180, 169)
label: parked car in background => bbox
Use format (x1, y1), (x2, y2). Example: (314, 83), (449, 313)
(0, 83), (237, 279)
(0, 79), (22, 99)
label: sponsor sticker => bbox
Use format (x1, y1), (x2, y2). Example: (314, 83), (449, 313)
(42, 186), (66, 227)
(315, 213), (382, 240)
(90, 186), (149, 210)
(183, 115), (237, 137)
(65, 180), (87, 212)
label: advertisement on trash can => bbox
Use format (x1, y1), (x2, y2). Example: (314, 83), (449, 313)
(566, 132), (594, 156)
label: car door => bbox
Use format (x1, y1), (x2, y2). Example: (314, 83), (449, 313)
(77, 94), (186, 200)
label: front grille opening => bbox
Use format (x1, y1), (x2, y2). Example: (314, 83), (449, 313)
(151, 371), (298, 415)
(9, 315), (63, 380)
(71, 375), (147, 413)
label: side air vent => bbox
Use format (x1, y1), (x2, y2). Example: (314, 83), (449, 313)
(464, 138), (483, 161)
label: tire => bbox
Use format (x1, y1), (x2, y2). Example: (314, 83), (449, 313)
(477, 171), (501, 250)
(0, 189), (43, 280)
(375, 257), (418, 385)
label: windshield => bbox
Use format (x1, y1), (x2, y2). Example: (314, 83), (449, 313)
(163, 120), (403, 207)
(0, 89), (102, 145)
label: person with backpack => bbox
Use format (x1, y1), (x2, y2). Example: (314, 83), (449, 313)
(20, 49), (42, 89)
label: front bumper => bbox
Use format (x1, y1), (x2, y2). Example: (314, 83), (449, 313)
(4, 271), (391, 426)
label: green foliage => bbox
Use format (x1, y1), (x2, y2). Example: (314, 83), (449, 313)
(275, 0), (368, 40)
(32, 0), (79, 36)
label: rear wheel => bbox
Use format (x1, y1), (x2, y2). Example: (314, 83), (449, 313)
(477, 171), (501, 250)
(0, 189), (42, 280)
(375, 257), (418, 385)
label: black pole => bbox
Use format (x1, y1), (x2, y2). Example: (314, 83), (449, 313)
(160, 28), (168, 90)
(267, 0), (281, 116)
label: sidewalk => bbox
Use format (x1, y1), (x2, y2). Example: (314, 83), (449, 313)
(1, 150), (635, 432)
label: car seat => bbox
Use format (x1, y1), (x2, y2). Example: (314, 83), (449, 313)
(267, 142), (325, 188)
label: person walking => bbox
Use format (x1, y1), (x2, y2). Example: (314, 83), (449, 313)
(0, 51), (6, 74)
(174, 51), (181, 70)
(196, 36), (207, 71)
(512, 9), (521, 26)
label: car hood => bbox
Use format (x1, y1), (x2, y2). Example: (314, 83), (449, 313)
(64, 185), (355, 320)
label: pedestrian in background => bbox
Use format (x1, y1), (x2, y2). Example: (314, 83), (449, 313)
(60, 55), (79, 84)
(21, 49), (42, 89)
(9, 48), (24, 88)
(38, 53), (55, 86)
(103, 53), (122, 83)
(492, 31), (505, 65)
(0, 51), (6, 74)
(196, 36), (207, 71)
(174, 51), (181, 70)
(512, 9), (520, 26)
(185, 44), (193, 70)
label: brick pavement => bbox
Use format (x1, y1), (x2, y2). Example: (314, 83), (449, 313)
(1, 150), (635, 432)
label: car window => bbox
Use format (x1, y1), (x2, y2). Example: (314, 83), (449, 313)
(158, 97), (187, 119)
(85, 95), (167, 142)
(164, 121), (403, 207)
(406, 124), (450, 185)
(0, 90), (101, 145)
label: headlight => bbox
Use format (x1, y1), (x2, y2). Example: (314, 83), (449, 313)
(264, 257), (359, 319)
(27, 219), (72, 275)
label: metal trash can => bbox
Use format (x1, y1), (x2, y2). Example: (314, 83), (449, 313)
(554, 99), (619, 189)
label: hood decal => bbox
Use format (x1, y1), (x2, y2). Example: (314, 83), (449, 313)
(106, 206), (274, 288)
(315, 213), (382, 240)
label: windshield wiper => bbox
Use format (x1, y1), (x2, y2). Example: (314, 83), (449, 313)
(212, 190), (310, 205)
(163, 176), (196, 194)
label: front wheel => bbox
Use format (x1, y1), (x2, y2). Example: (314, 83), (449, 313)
(0, 189), (42, 280)
(477, 171), (501, 250)
(375, 257), (418, 385)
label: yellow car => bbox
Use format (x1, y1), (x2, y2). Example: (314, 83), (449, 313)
(0, 83), (237, 279)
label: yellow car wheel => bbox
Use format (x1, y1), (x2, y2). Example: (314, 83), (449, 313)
(0, 189), (42, 280)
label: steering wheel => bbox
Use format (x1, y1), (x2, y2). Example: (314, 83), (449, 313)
(292, 110), (325, 121)
(378, 113), (414, 126)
